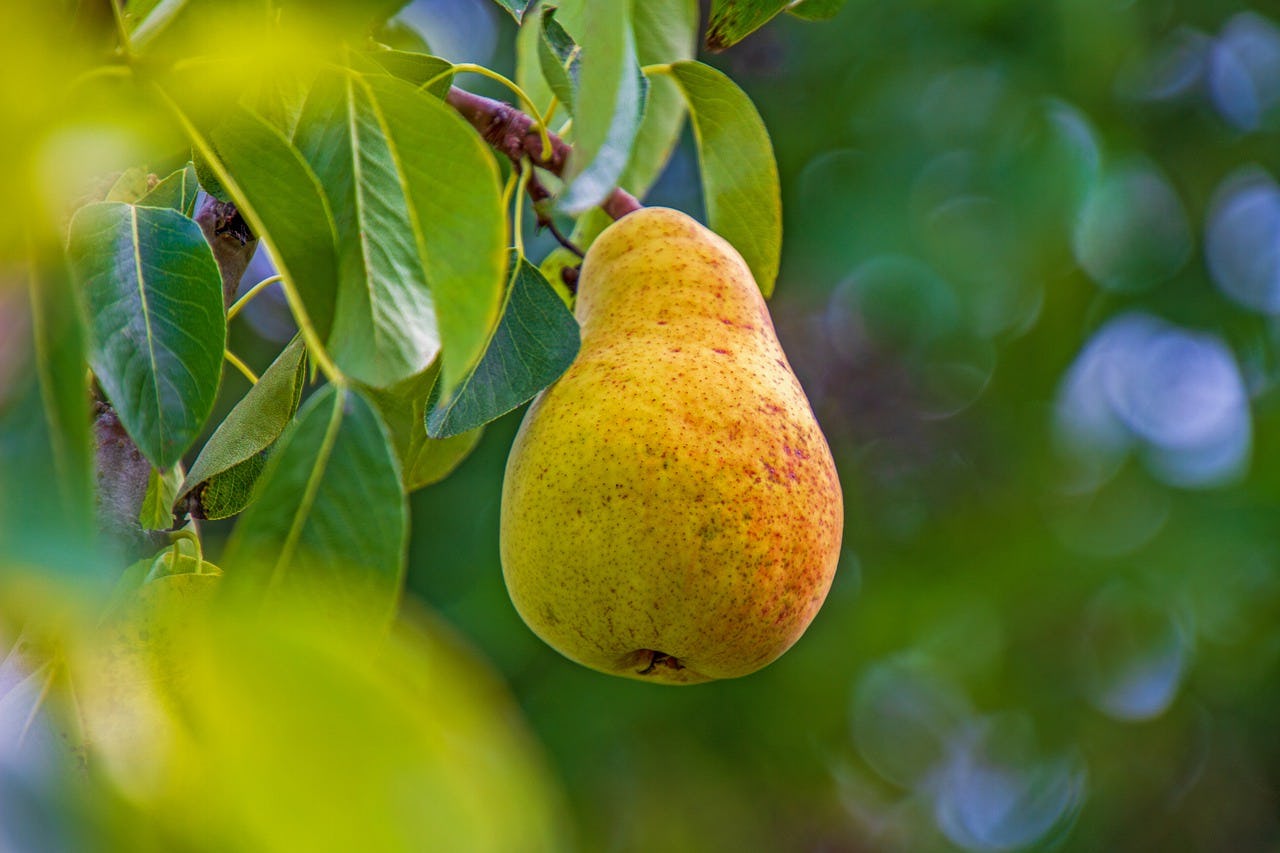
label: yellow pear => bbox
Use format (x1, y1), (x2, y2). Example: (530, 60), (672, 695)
(500, 207), (843, 684)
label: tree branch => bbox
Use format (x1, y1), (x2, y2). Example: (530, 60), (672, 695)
(195, 196), (258, 309)
(445, 87), (642, 221)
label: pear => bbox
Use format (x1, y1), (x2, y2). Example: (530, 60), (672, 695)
(500, 207), (843, 684)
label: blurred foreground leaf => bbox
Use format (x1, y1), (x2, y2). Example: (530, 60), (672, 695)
(223, 385), (406, 623)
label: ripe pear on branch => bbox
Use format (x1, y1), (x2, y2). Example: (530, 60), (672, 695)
(501, 207), (843, 684)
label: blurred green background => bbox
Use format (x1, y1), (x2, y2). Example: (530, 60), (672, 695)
(402, 0), (1280, 849)
(6, 0), (1280, 850)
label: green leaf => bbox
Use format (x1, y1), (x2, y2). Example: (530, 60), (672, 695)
(705, 0), (790, 51)
(373, 18), (433, 54)
(195, 454), (268, 520)
(66, 202), (226, 468)
(176, 100), (341, 342)
(223, 385), (407, 623)
(177, 336), (308, 519)
(360, 363), (484, 492)
(343, 73), (506, 397)
(787, 0), (847, 20)
(139, 465), (183, 531)
(137, 163), (199, 215)
(105, 167), (153, 203)
(538, 7), (581, 114)
(490, 0), (534, 23)
(626, 0), (697, 195)
(428, 253), (579, 438)
(294, 70), (447, 387)
(518, 0), (695, 254)
(27, 259), (95, 546)
(559, 1), (648, 214)
(666, 60), (782, 296)
(364, 50), (454, 98)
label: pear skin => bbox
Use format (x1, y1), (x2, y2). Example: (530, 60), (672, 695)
(500, 207), (842, 684)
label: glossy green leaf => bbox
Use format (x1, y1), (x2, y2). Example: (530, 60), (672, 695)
(361, 363), (484, 492)
(177, 100), (340, 342)
(666, 60), (782, 296)
(137, 163), (199, 215)
(559, 1), (648, 214)
(787, 0), (847, 20)
(538, 7), (581, 114)
(365, 50), (454, 98)
(428, 253), (579, 438)
(139, 465), (182, 531)
(66, 202), (226, 468)
(223, 385), (407, 623)
(705, 0), (790, 50)
(345, 73), (507, 397)
(177, 336), (307, 519)
(294, 70), (443, 387)
(490, 0), (535, 23)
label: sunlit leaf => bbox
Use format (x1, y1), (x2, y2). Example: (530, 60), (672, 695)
(223, 385), (407, 623)
(365, 50), (454, 98)
(559, 1), (648, 214)
(137, 163), (199, 215)
(173, 100), (341, 342)
(177, 336), (308, 520)
(428, 253), (579, 438)
(294, 70), (444, 387)
(345, 73), (507, 397)
(705, 0), (790, 51)
(105, 167), (153, 203)
(666, 60), (781, 296)
(66, 202), (226, 468)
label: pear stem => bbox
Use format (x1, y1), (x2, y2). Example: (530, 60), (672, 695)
(445, 87), (643, 221)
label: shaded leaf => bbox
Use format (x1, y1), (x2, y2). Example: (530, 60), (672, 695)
(538, 7), (581, 114)
(361, 363), (483, 492)
(66, 202), (226, 468)
(365, 50), (454, 98)
(176, 100), (340, 342)
(195, 454), (268, 520)
(490, 0), (535, 23)
(139, 465), (183, 531)
(428, 253), (579, 438)
(223, 385), (407, 624)
(705, 0), (790, 51)
(787, 0), (847, 20)
(137, 163), (199, 215)
(666, 61), (781, 296)
(178, 336), (307, 517)
(559, 1), (648, 214)
(373, 18), (433, 54)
